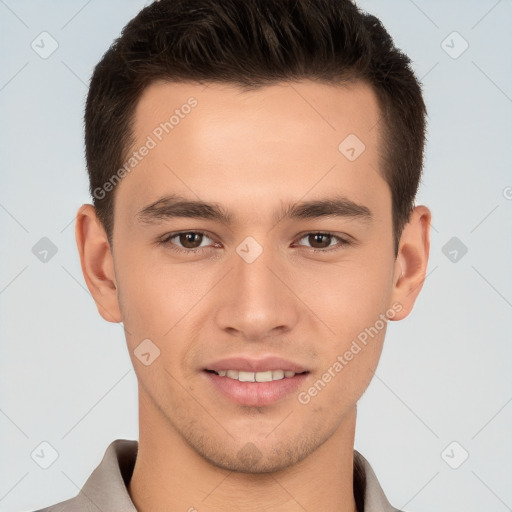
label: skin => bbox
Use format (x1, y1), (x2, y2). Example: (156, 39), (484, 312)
(76, 79), (430, 512)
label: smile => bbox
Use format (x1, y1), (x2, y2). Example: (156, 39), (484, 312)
(206, 369), (304, 381)
(203, 369), (309, 406)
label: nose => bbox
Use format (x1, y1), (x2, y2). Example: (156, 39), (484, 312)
(214, 243), (300, 341)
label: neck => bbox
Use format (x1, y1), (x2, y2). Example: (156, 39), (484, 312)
(128, 391), (359, 512)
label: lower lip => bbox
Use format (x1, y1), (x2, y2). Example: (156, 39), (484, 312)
(203, 371), (309, 406)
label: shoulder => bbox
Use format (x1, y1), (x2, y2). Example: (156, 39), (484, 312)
(29, 494), (79, 512)
(30, 491), (102, 512)
(354, 449), (407, 512)
(30, 494), (95, 512)
(29, 439), (138, 512)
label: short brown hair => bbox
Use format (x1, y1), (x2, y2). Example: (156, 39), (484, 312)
(85, 0), (427, 255)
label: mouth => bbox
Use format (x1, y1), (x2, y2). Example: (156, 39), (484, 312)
(203, 369), (310, 406)
(204, 368), (308, 381)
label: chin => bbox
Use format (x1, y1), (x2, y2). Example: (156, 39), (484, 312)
(184, 426), (326, 474)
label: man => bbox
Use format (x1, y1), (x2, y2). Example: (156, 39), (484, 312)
(36, 0), (430, 510)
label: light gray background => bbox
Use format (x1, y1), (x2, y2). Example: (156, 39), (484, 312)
(1, 1), (511, 511)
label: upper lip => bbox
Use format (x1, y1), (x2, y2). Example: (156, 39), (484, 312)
(205, 356), (309, 373)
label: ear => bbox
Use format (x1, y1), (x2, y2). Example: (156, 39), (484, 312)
(389, 205), (431, 321)
(75, 204), (122, 323)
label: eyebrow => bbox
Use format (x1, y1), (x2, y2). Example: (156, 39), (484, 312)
(136, 193), (372, 226)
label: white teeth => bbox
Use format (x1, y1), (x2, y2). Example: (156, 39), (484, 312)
(239, 371), (255, 382)
(213, 369), (298, 381)
(255, 371), (273, 382)
(272, 370), (284, 380)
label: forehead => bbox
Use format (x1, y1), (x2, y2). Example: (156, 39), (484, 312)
(116, 79), (387, 225)
(133, 79), (381, 141)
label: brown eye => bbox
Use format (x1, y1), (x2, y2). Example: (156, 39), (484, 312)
(295, 232), (350, 252)
(307, 233), (333, 249)
(178, 232), (204, 249)
(159, 231), (215, 253)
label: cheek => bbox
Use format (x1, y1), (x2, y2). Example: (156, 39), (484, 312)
(114, 247), (216, 348)
(292, 253), (393, 402)
(114, 245), (170, 343)
(295, 255), (394, 335)
(299, 323), (387, 414)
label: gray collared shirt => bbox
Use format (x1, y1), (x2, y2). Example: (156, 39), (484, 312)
(34, 439), (404, 512)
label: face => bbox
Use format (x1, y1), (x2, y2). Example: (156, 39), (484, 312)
(78, 79), (429, 473)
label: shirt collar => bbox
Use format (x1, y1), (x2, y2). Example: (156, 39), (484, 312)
(70, 439), (401, 512)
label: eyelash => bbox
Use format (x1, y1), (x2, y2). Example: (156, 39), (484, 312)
(157, 230), (351, 255)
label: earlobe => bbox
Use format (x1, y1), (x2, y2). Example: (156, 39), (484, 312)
(390, 205), (431, 321)
(75, 204), (122, 323)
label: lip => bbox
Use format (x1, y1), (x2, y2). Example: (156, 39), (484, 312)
(203, 370), (309, 406)
(204, 355), (309, 373)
